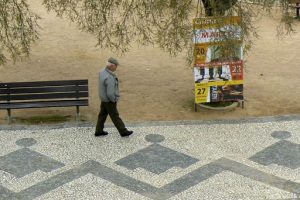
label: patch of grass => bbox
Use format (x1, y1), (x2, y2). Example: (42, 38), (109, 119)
(17, 115), (71, 124)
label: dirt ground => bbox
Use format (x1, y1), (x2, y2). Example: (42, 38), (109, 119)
(0, 2), (300, 125)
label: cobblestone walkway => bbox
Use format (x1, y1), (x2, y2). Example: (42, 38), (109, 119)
(0, 115), (299, 200)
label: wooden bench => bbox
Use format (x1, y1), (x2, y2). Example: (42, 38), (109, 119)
(0, 79), (89, 124)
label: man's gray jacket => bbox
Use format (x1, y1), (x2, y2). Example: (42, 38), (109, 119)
(99, 67), (120, 102)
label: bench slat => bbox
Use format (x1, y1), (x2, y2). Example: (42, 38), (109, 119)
(0, 80), (88, 88)
(0, 92), (88, 101)
(0, 100), (88, 109)
(0, 85), (88, 94)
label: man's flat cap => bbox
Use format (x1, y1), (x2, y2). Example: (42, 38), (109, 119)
(108, 57), (119, 65)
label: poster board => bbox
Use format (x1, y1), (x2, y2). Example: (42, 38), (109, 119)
(193, 16), (244, 104)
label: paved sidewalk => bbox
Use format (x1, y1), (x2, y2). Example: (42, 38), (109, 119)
(0, 115), (299, 200)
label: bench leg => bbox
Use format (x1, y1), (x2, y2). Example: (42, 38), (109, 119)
(7, 109), (12, 124)
(76, 106), (80, 123)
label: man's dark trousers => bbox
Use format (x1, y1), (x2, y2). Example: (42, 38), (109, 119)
(96, 102), (127, 134)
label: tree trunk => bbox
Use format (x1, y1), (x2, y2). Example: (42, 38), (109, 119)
(201, 0), (238, 16)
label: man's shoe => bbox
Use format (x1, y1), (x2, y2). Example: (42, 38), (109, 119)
(120, 130), (133, 137)
(95, 131), (109, 137)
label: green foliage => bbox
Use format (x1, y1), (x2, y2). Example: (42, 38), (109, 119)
(42, 0), (194, 56)
(0, 0), (40, 65)
(0, 0), (298, 65)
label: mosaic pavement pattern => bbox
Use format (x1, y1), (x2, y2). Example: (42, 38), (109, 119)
(0, 118), (299, 199)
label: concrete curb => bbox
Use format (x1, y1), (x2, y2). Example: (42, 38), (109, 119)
(0, 114), (299, 131)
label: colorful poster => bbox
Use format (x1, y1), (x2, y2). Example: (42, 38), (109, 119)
(193, 16), (244, 104)
(195, 82), (243, 103)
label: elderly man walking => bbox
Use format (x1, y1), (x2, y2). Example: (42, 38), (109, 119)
(95, 57), (133, 137)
